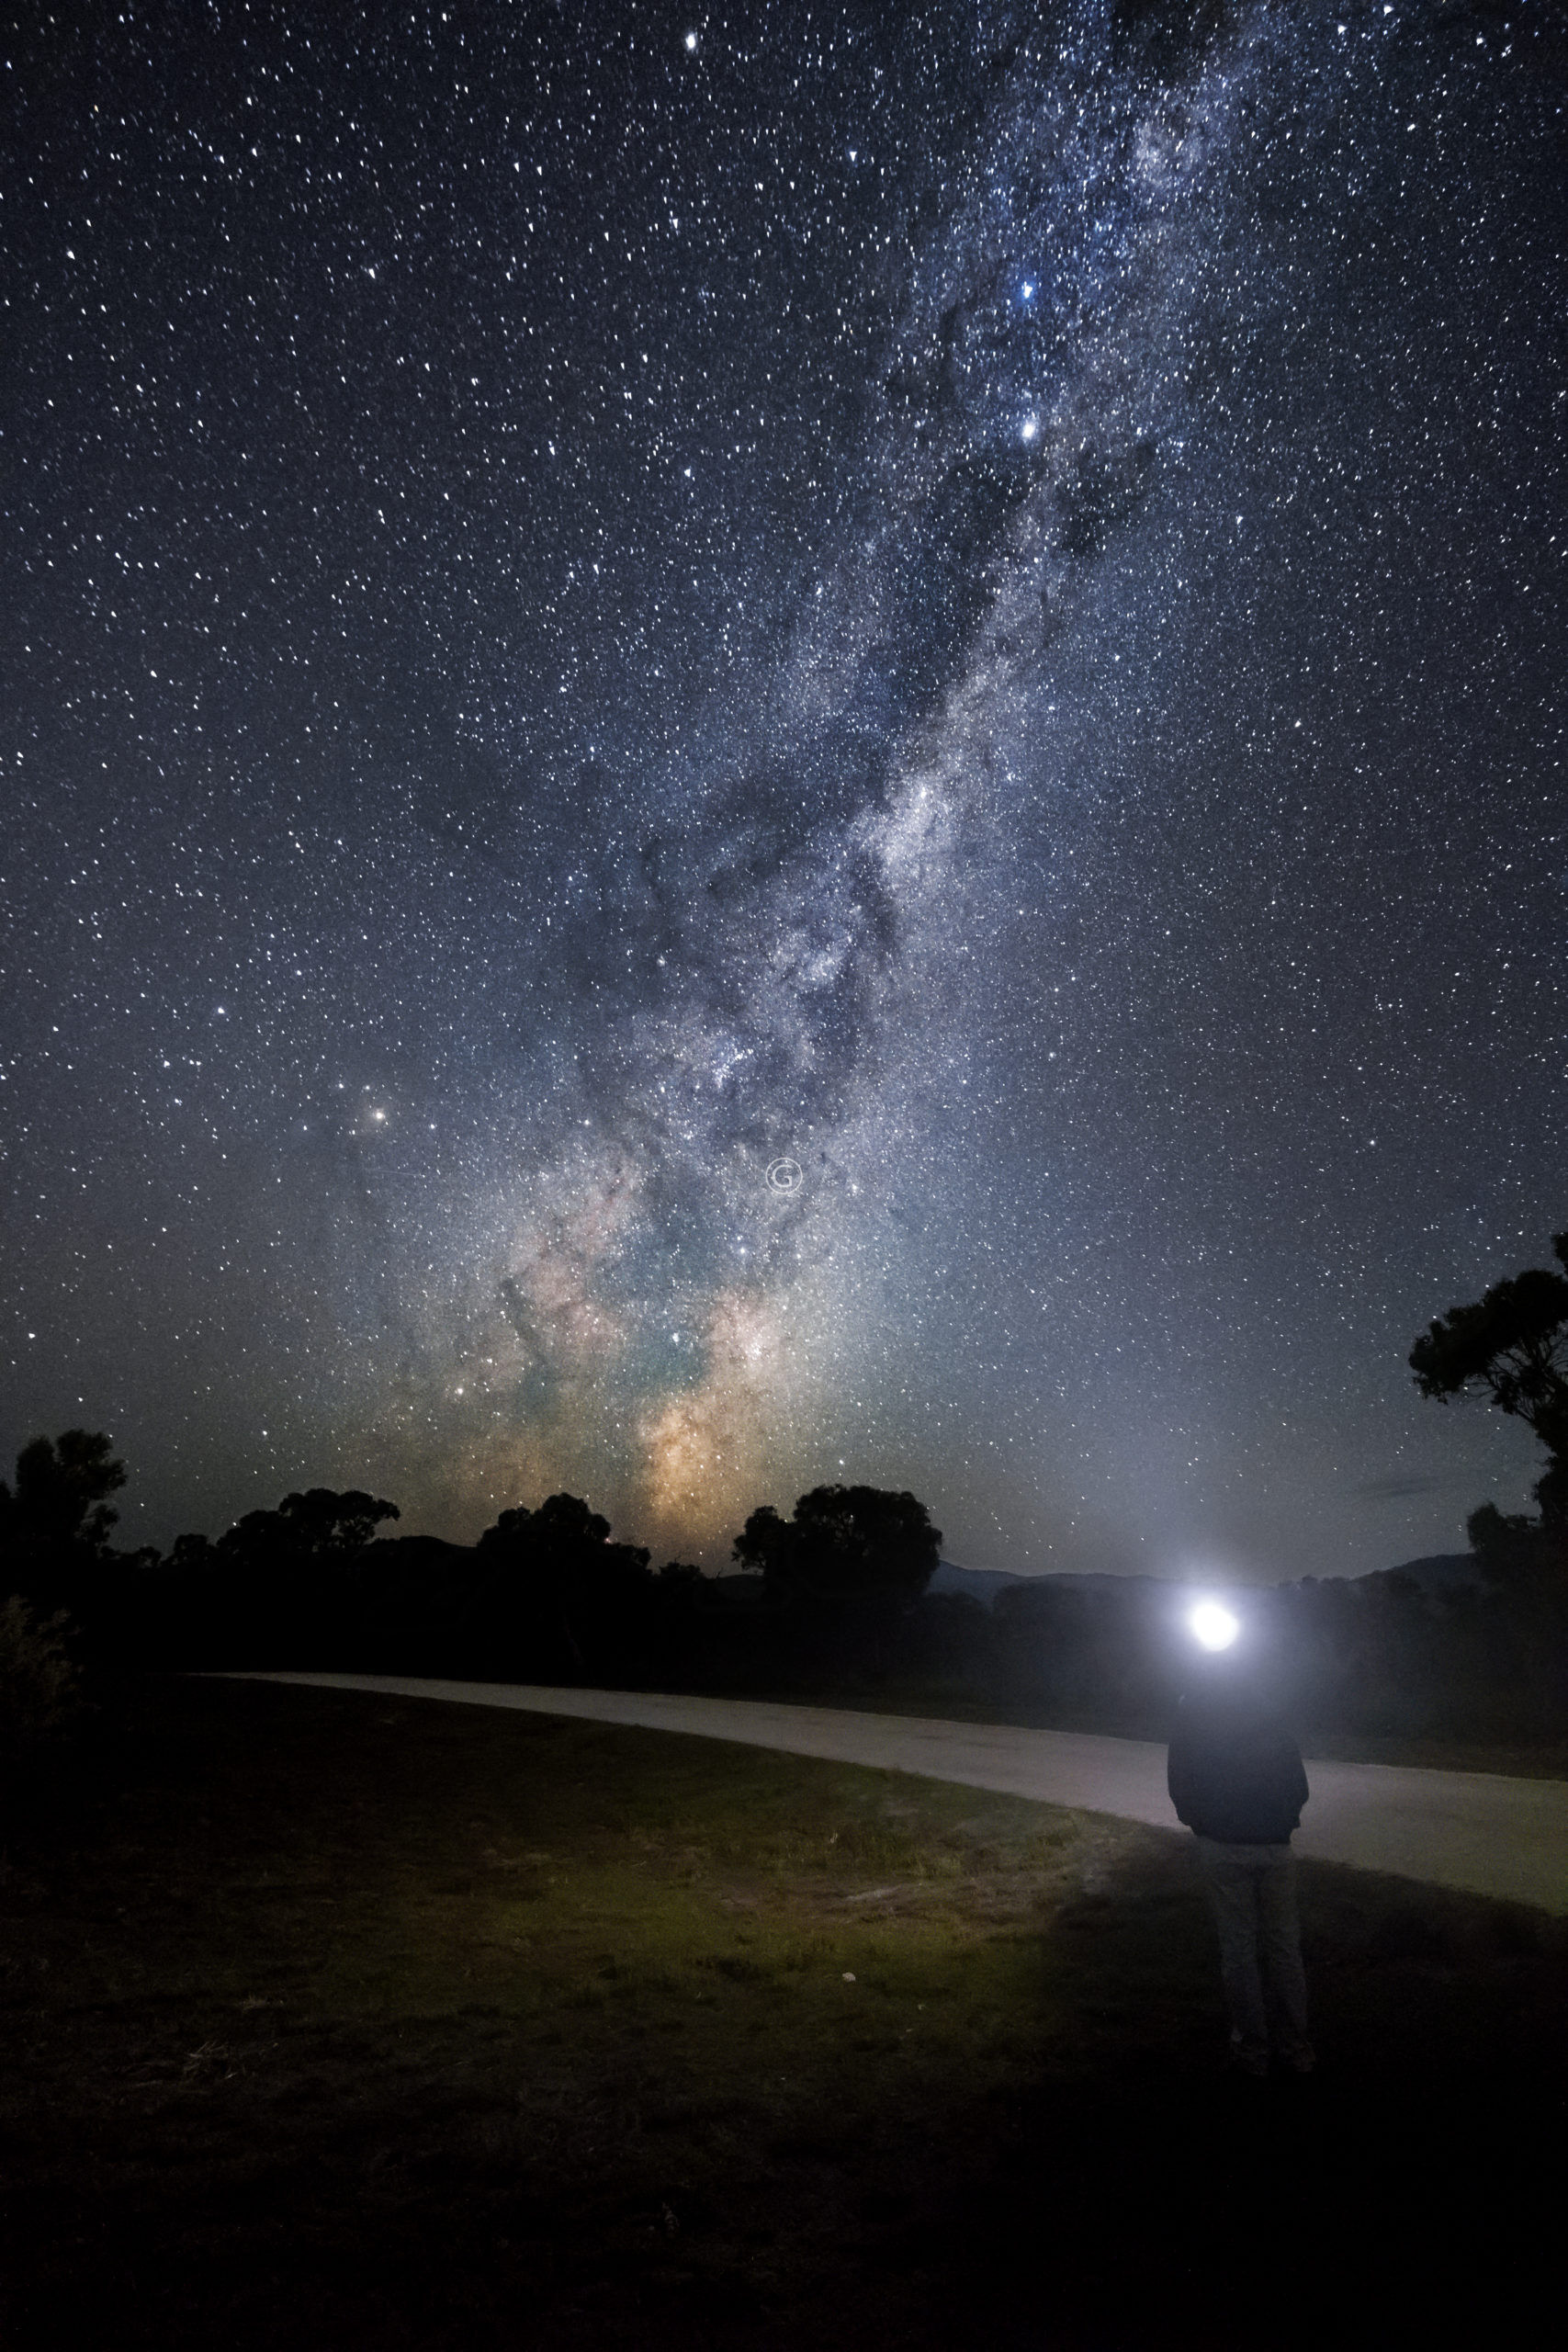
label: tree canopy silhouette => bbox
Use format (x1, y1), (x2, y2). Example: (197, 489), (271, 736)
(0, 1430), (127, 1611)
(0, 1430), (125, 1556)
(732, 1483), (942, 1606)
(464, 1492), (653, 1672)
(1409, 1228), (1568, 1531)
(216, 1487), (400, 1566)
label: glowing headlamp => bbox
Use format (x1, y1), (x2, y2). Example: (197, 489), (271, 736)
(1188, 1599), (1240, 1652)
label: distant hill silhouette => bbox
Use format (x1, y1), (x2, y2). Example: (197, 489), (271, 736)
(358, 1544), (1485, 1617)
(927, 1561), (1028, 1604)
(928, 1553), (1484, 1609)
(1373, 1552), (1483, 1591)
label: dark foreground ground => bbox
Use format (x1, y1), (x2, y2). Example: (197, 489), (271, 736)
(1, 1677), (1563, 2352)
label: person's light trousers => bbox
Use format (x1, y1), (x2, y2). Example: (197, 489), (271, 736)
(1194, 1837), (1312, 2068)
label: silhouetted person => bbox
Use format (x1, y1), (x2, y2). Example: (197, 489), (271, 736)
(1168, 1667), (1314, 2078)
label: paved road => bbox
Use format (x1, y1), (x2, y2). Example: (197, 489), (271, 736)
(225, 1673), (1568, 1915)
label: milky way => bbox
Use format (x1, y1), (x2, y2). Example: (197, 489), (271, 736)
(5, 2), (1566, 1577)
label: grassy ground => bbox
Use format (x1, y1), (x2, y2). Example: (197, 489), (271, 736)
(1, 1677), (1564, 2351)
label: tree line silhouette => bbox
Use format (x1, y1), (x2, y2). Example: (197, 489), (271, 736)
(2, 1225), (1564, 1743)
(0, 1447), (948, 1694)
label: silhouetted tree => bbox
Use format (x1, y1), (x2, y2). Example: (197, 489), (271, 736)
(1463, 1498), (1560, 1584)
(167, 1532), (219, 1575)
(733, 1484), (942, 1605)
(462, 1493), (653, 1677)
(1410, 1228), (1568, 1538)
(158, 1487), (403, 1668)
(0, 1430), (125, 1580)
(216, 1487), (400, 1566)
(0, 1431), (130, 1654)
(731, 1484), (942, 1676)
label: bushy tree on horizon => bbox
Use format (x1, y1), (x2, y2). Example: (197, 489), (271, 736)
(0, 1431), (131, 1656)
(130, 1486), (402, 1671)
(463, 1491), (654, 1676)
(215, 1486), (401, 1566)
(732, 1484), (942, 1607)
(0, 1430), (127, 1585)
(1410, 1226), (1568, 1584)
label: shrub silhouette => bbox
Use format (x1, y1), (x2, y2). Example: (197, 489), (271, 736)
(0, 1595), (86, 1758)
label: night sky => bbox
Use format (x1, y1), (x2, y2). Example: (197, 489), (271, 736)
(5, 1), (1565, 1581)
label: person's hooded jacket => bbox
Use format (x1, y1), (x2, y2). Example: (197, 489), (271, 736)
(1167, 1680), (1309, 1845)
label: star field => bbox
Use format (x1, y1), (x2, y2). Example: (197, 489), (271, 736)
(4, 1), (1566, 1577)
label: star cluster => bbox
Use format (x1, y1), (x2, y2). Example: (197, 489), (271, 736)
(4, 1), (1565, 1577)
